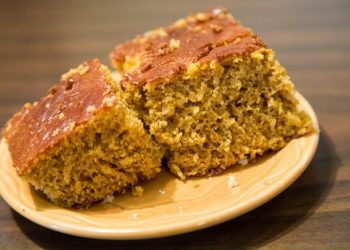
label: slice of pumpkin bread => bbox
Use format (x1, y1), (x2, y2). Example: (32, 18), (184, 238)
(2, 59), (164, 208)
(110, 7), (314, 179)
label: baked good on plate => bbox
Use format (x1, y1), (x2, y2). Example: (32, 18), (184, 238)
(110, 7), (314, 179)
(2, 59), (164, 207)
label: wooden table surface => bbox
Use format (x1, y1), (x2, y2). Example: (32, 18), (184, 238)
(0, 0), (349, 249)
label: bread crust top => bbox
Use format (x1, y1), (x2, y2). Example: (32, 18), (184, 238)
(110, 6), (265, 85)
(2, 59), (117, 175)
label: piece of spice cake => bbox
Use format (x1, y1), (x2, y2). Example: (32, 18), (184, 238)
(110, 7), (314, 179)
(2, 59), (164, 207)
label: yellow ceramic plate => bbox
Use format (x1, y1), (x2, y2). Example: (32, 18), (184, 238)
(0, 92), (319, 240)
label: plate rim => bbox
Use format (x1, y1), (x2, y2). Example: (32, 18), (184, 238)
(0, 92), (319, 239)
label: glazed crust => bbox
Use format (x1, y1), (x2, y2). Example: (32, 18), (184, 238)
(2, 59), (116, 175)
(110, 6), (266, 85)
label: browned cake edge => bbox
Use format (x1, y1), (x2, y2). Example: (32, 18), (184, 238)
(2, 59), (118, 175)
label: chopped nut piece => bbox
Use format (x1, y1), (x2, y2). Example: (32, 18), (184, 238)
(58, 113), (65, 120)
(158, 48), (166, 56)
(24, 103), (32, 109)
(63, 125), (70, 133)
(61, 64), (89, 81)
(144, 28), (168, 38)
(69, 121), (76, 130)
(102, 96), (116, 107)
(195, 12), (208, 22)
(86, 105), (96, 113)
(63, 121), (76, 133)
(169, 38), (181, 51)
(173, 18), (187, 28)
(52, 128), (60, 136)
(99, 64), (109, 72)
(233, 37), (242, 44)
(210, 23), (223, 33)
(186, 62), (200, 76)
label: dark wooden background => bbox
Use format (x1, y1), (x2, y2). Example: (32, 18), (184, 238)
(0, 0), (349, 249)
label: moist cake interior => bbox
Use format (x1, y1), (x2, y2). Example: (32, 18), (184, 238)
(3, 60), (163, 208)
(25, 104), (161, 207)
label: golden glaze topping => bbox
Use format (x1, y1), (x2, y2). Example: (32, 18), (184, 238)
(110, 7), (265, 85)
(2, 59), (115, 175)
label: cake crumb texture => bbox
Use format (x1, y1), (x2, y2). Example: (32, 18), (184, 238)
(110, 7), (314, 179)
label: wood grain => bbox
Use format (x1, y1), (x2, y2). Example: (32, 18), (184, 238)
(0, 0), (349, 249)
